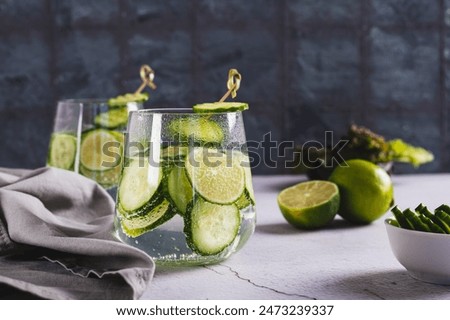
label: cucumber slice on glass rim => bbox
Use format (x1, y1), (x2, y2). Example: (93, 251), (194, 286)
(193, 102), (249, 113)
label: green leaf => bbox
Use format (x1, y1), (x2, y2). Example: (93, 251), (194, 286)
(387, 139), (434, 167)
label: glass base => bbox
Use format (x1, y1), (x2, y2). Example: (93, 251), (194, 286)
(114, 208), (256, 266)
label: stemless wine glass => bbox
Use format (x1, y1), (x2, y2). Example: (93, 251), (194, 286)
(114, 108), (256, 265)
(47, 99), (143, 189)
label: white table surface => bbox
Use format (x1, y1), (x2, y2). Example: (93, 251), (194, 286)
(142, 174), (450, 300)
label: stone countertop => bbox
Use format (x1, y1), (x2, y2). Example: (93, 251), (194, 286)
(142, 174), (450, 300)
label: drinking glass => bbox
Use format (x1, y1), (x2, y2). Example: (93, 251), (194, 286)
(114, 108), (256, 265)
(47, 99), (143, 189)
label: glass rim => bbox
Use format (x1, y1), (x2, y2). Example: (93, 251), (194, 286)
(58, 98), (109, 105)
(130, 108), (240, 115)
(57, 99), (144, 106)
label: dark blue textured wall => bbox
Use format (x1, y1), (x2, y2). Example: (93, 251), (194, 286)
(0, 0), (447, 174)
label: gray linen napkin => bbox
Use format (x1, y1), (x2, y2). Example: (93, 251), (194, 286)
(0, 167), (154, 299)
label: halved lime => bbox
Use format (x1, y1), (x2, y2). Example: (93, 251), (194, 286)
(193, 102), (249, 113)
(47, 133), (77, 170)
(80, 129), (123, 171)
(168, 117), (224, 144)
(278, 180), (340, 229)
(108, 92), (149, 108)
(185, 147), (245, 204)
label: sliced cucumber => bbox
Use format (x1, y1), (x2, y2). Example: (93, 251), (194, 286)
(235, 190), (254, 210)
(435, 210), (450, 229)
(94, 106), (129, 129)
(193, 102), (249, 113)
(118, 156), (163, 214)
(80, 129), (123, 171)
(386, 218), (400, 227)
(47, 133), (77, 170)
(168, 117), (224, 144)
(79, 164), (122, 189)
(121, 198), (175, 238)
(418, 215), (445, 234)
(403, 208), (430, 232)
(391, 206), (413, 230)
(167, 166), (193, 215)
(185, 147), (245, 205)
(185, 199), (240, 255)
(417, 206), (450, 234)
(108, 92), (149, 108)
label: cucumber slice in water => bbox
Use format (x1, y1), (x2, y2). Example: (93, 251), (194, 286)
(118, 157), (163, 214)
(94, 107), (129, 129)
(168, 117), (224, 144)
(193, 102), (249, 113)
(161, 145), (189, 160)
(185, 199), (241, 255)
(121, 198), (175, 238)
(232, 150), (255, 206)
(80, 129), (123, 171)
(185, 147), (245, 204)
(167, 166), (193, 215)
(47, 133), (77, 170)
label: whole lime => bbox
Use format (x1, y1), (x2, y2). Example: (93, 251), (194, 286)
(329, 159), (393, 224)
(277, 180), (340, 229)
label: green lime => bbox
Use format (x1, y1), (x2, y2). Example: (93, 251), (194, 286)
(185, 147), (245, 204)
(277, 180), (340, 229)
(329, 159), (394, 224)
(193, 102), (249, 113)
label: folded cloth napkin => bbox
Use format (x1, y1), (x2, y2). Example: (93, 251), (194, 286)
(0, 167), (154, 300)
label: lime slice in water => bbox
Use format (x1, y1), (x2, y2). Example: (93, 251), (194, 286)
(278, 180), (340, 229)
(80, 129), (122, 171)
(185, 147), (245, 204)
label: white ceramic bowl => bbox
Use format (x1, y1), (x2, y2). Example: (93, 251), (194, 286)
(385, 219), (450, 285)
